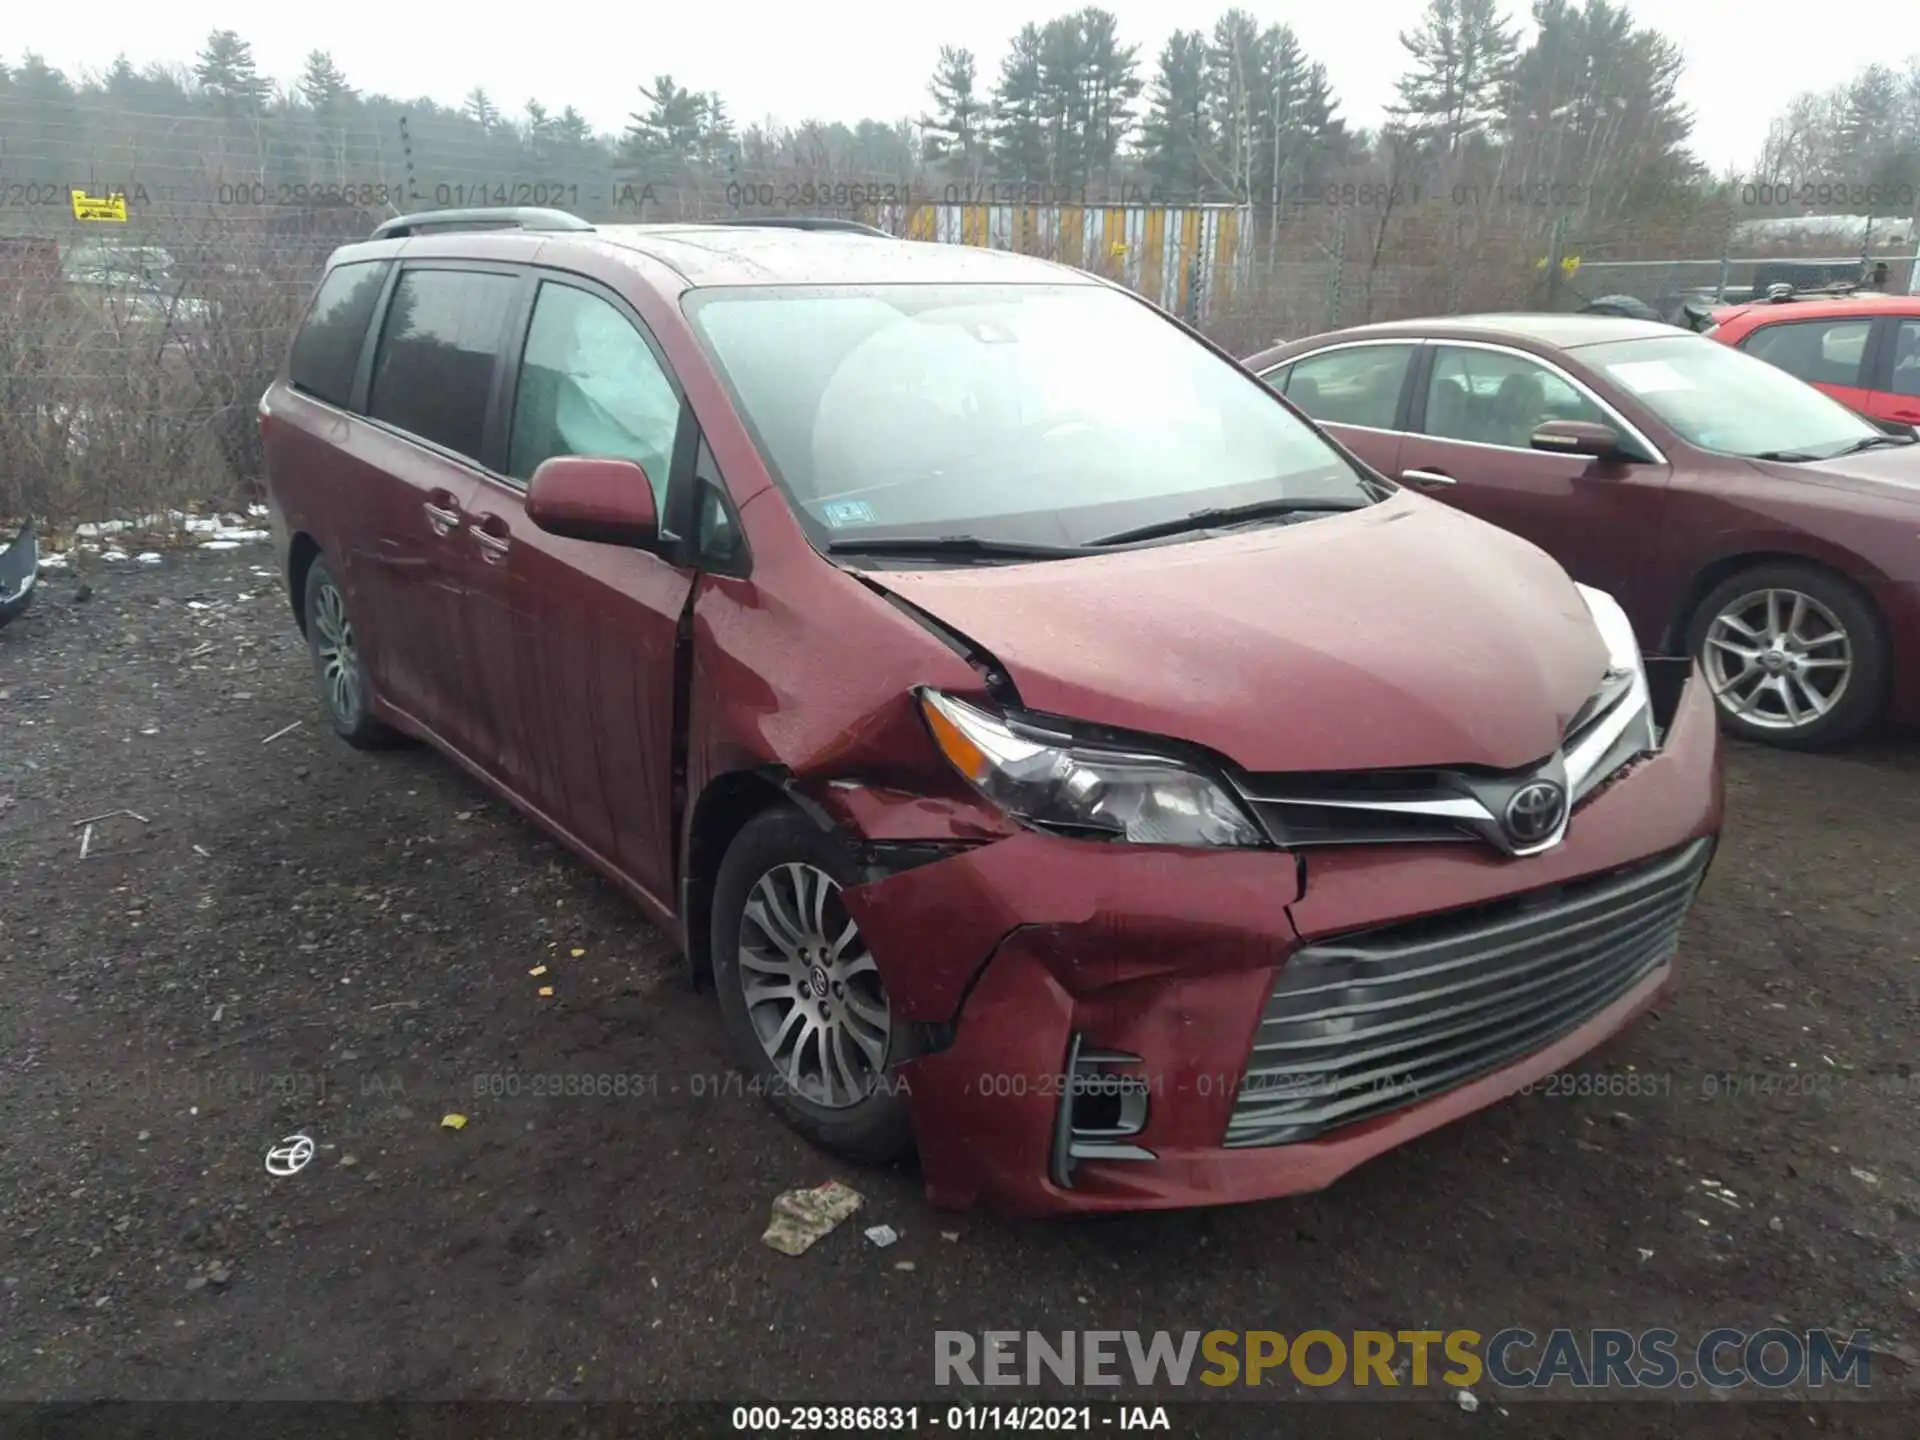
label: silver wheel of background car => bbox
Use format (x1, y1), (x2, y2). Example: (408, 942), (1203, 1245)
(311, 577), (363, 726)
(737, 862), (891, 1110)
(1701, 586), (1852, 732)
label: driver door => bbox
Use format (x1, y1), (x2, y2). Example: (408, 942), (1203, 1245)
(1397, 343), (1671, 615)
(457, 275), (696, 905)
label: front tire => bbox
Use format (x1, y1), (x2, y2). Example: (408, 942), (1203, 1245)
(1687, 561), (1887, 750)
(711, 805), (916, 1163)
(303, 556), (402, 750)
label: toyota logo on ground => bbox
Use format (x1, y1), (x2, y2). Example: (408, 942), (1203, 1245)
(1504, 780), (1567, 846)
(265, 1133), (315, 1177)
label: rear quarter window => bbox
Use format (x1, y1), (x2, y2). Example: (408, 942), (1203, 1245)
(288, 260), (392, 408)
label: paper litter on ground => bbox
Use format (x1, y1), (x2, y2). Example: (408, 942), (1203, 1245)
(762, 1180), (864, 1256)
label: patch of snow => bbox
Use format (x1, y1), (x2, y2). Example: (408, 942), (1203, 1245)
(39, 554), (70, 572)
(101, 549), (129, 562)
(184, 518), (220, 534)
(247, 503), (269, 517)
(211, 528), (270, 543)
(135, 552), (163, 565)
(199, 541), (241, 551)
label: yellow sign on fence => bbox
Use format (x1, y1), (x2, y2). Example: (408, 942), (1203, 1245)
(71, 190), (129, 222)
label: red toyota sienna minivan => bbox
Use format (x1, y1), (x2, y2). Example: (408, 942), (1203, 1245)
(260, 209), (1724, 1217)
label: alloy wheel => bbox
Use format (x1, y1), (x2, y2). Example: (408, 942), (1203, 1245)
(737, 862), (891, 1109)
(311, 579), (364, 726)
(1701, 586), (1852, 732)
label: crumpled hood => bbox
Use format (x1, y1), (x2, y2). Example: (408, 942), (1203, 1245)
(867, 494), (1611, 774)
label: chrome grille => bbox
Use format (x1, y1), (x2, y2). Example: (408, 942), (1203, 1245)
(1233, 666), (1656, 852)
(1224, 838), (1712, 1147)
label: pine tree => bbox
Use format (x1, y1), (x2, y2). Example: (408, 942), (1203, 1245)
(1142, 31), (1213, 200)
(1078, 8), (1142, 181)
(1502, 0), (1695, 211)
(463, 87), (501, 131)
(697, 93), (735, 167)
(1036, 16), (1089, 185)
(923, 46), (986, 171)
(1204, 9), (1267, 202)
(989, 25), (1050, 182)
(622, 75), (706, 172)
(1389, 0), (1518, 158)
(194, 29), (270, 113)
(299, 51), (355, 112)
(104, 55), (139, 98)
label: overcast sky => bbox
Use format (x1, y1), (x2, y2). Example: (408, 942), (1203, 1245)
(6, 1), (1903, 172)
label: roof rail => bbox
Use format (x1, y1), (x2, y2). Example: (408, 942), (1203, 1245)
(711, 217), (891, 237)
(370, 207), (595, 240)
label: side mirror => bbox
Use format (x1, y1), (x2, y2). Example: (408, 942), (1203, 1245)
(525, 455), (658, 547)
(1531, 419), (1623, 460)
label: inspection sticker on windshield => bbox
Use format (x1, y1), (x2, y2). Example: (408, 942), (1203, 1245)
(819, 499), (876, 527)
(1607, 360), (1693, 394)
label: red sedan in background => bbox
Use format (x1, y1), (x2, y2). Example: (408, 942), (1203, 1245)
(1246, 315), (1920, 750)
(1703, 291), (1920, 426)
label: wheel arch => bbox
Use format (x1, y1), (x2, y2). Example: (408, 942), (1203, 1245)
(286, 531), (322, 636)
(1663, 548), (1888, 656)
(679, 766), (839, 991)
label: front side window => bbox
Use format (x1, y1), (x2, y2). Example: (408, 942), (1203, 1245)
(508, 282), (681, 513)
(1741, 317), (1871, 388)
(289, 259), (391, 408)
(1424, 346), (1608, 449)
(684, 282), (1375, 548)
(1584, 334), (1883, 459)
(366, 268), (518, 462)
(1890, 320), (1920, 399)
(1266, 344), (1416, 430)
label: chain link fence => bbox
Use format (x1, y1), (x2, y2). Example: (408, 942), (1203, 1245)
(10, 97), (1913, 524)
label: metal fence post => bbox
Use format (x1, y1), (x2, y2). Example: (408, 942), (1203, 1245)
(1326, 207), (1347, 330)
(1543, 214), (1567, 310)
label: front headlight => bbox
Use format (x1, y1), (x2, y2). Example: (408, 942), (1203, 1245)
(1575, 583), (1645, 684)
(1567, 584), (1657, 797)
(918, 689), (1264, 847)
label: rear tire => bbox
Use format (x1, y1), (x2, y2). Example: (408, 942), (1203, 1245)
(302, 556), (402, 750)
(1686, 561), (1887, 750)
(711, 805), (917, 1164)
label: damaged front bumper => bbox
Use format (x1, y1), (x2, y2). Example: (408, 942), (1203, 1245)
(838, 665), (1723, 1218)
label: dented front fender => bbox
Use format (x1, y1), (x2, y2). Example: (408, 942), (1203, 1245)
(839, 831), (1304, 1024)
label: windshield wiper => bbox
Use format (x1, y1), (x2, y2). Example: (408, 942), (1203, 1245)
(826, 534), (1097, 562)
(1752, 433), (1913, 462)
(1825, 433), (1916, 456)
(1086, 497), (1368, 548)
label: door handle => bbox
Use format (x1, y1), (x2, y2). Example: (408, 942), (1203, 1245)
(471, 515), (511, 563)
(1400, 468), (1457, 488)
(422, 495), (463, 535)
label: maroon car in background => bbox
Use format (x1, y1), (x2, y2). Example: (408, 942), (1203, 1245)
(1247, 316), (1920, 750)
(261, 212), (1722, 1217)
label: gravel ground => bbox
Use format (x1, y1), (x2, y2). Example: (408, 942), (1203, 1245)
(0, 546), (1916, 1434)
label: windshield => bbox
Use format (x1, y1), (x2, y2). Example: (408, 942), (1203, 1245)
(1580, 334), (1883, 459)
(683, 282), (1375, 549)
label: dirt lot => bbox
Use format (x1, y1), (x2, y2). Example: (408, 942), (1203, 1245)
(1, 546), (1917, 1432)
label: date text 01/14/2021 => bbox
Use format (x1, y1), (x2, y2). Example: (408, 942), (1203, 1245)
(730, 1405), (1173, 1432)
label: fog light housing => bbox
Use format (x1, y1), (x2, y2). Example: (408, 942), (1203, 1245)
(1049, 1034), (1155, 1188)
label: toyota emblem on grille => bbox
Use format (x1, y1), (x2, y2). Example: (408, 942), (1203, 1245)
(1504, 780), (1567, 846)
